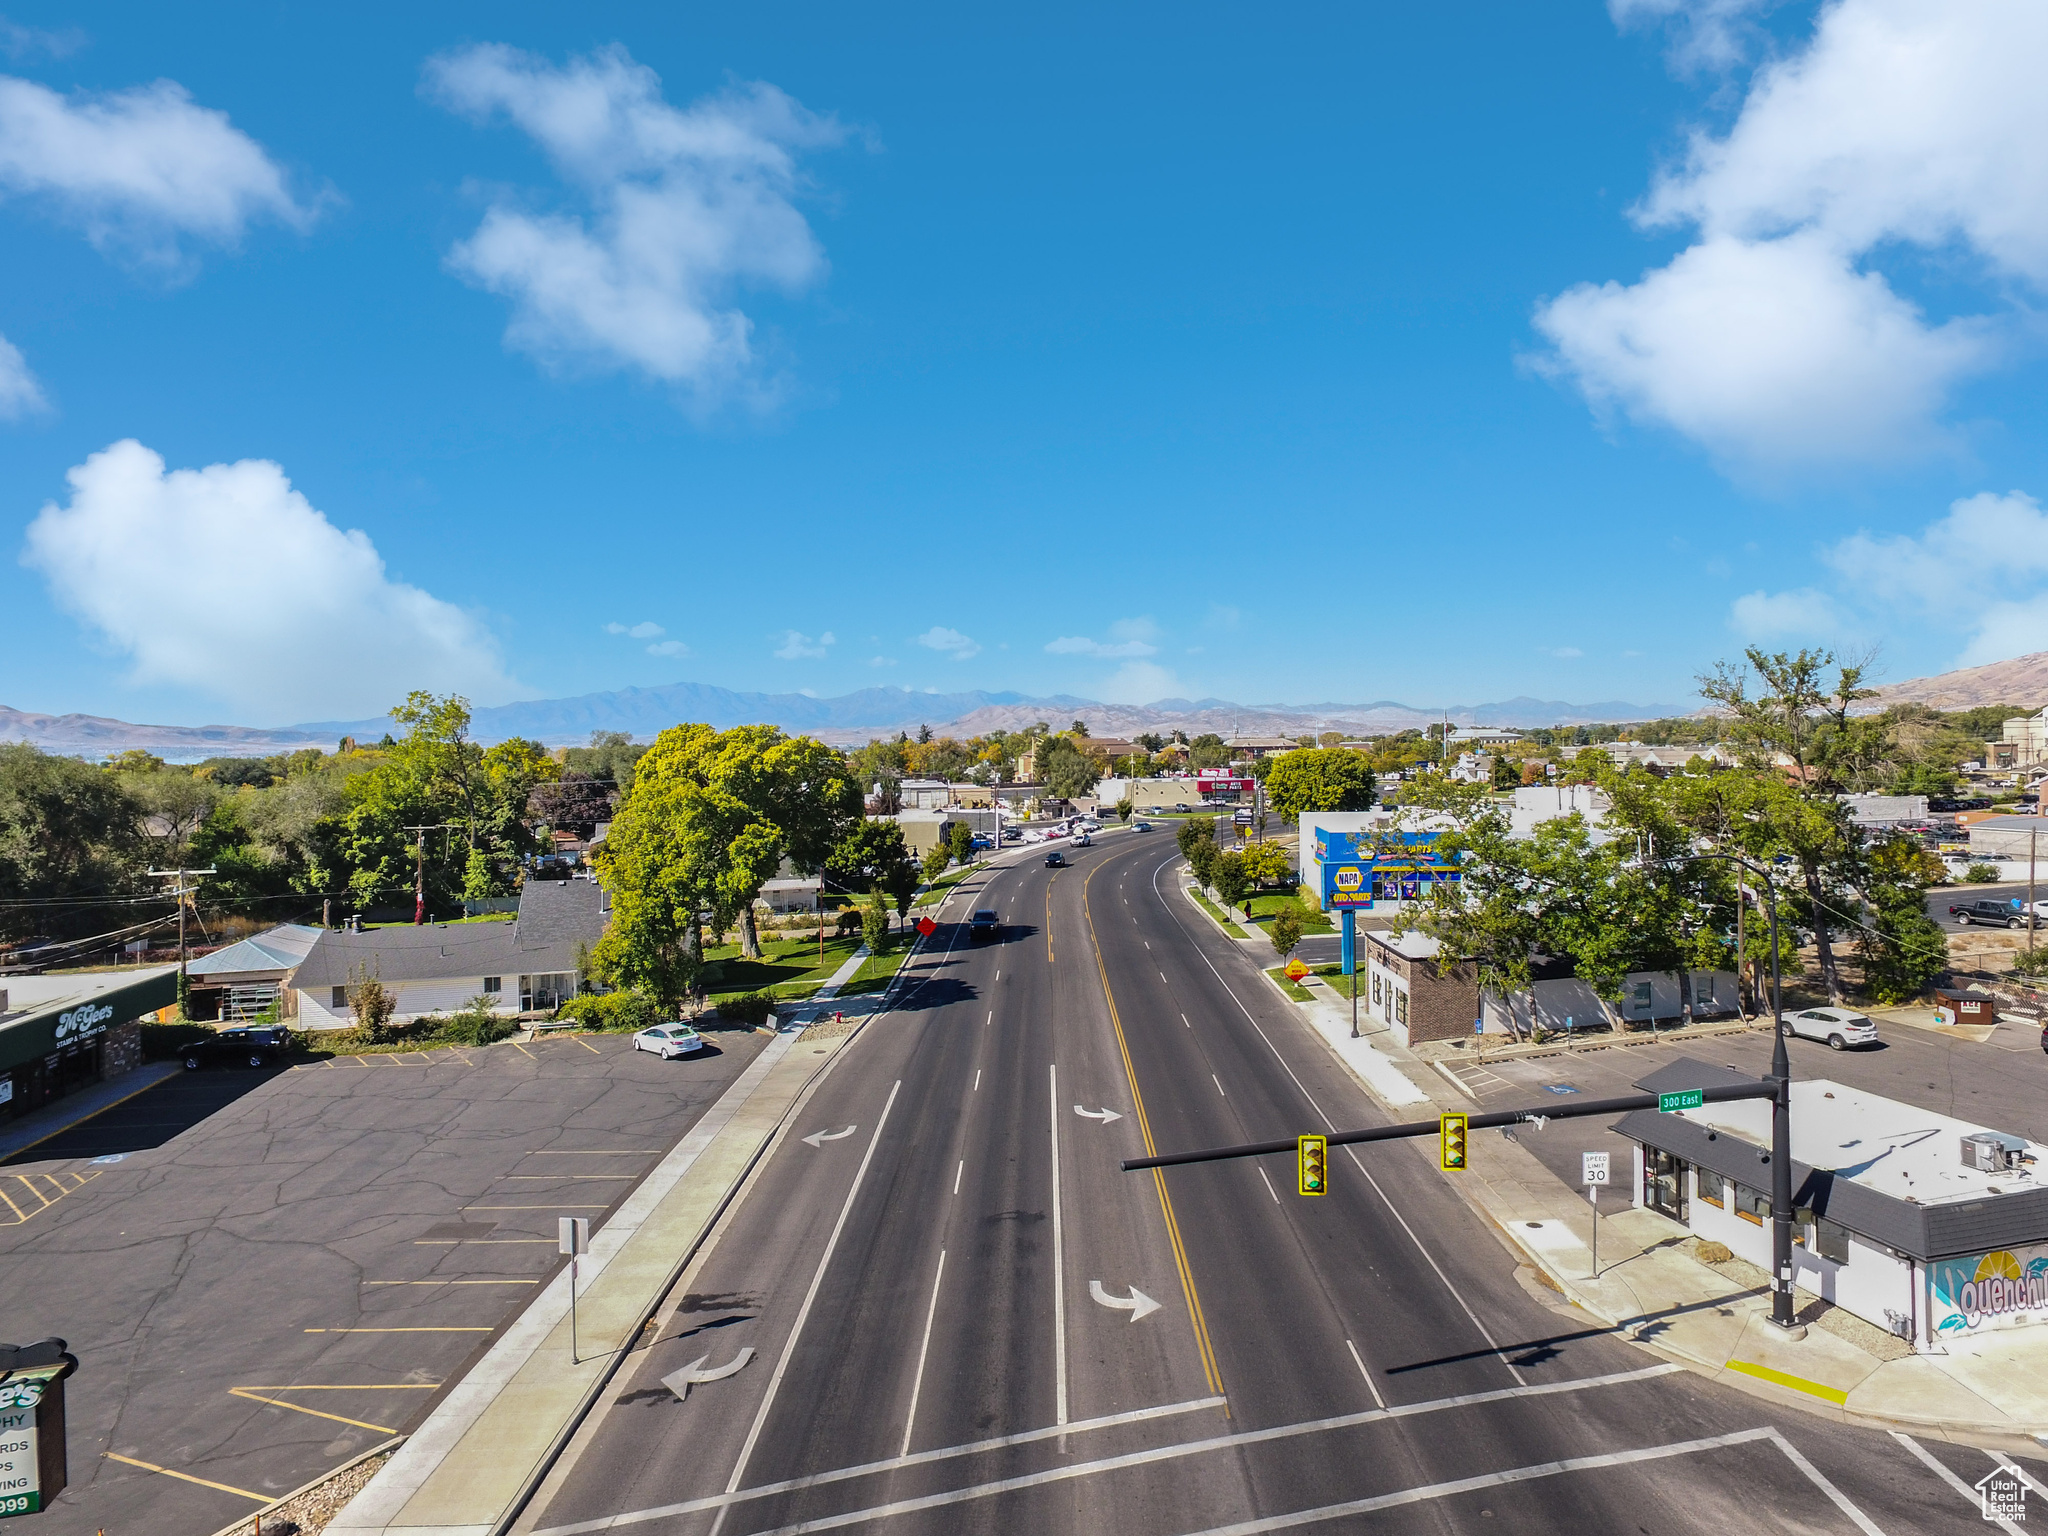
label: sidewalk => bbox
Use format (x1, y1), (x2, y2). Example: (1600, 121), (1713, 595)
(1202, 882), (2048, 1451)
(0, 1060), (181, 1162)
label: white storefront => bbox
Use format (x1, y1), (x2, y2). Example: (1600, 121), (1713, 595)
(1617, 1061), (2048, 1351)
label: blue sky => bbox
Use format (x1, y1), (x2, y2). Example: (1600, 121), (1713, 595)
(3, 1), (2047, 726)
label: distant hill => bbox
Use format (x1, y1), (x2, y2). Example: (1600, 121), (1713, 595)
(0, 682), (1690, 761)
(1868, 652), (2048, 713)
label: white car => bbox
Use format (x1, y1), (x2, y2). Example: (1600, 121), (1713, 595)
(1784, 1006), (1878, 1051)
(633, 1024), (706, 1058)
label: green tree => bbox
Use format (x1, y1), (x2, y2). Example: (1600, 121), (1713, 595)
(1271, 904), (1304, 959)
(0, 744), (146, 944)
(948, 820), (974, 865)
(1116, 798), (1134, 823)
(922, 842), (952, 883)
(861, 887), (891, 953)
(1490, 754), (1520, 790)
(1037, 736), (1101, 800)
(1213, 851), (1251, 916)
(1189, 734), (1230, 771)
(825, 819), (918, 898)
(1264, 749), (1375, 818)
(1859, 836), (1950, 1002)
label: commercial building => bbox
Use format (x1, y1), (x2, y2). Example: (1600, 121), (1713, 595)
(1617, 1060), (2048, 1351)
(1480, 968), (1740, 1036)
(1990, 710), (2048, 770)
(294, 878), (609, 1028)
(1840, 793), (1932, 830)
(1358, 930), (1479, 1047)
(0, 967), (176, 1124)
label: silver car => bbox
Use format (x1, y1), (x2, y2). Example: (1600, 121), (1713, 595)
(633, 1024), (706, 1058)
(1785, 1006), (1878, 1051)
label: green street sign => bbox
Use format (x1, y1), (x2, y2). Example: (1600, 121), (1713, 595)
(1658, 1089), (1705, 1112)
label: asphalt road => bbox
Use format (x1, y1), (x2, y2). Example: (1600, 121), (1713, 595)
(0, 1028), (765, 1536)
(518, 831), (2026, 1536)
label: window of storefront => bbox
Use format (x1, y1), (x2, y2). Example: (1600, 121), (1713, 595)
(1645, 1147), (1689, 1222)
(1395, 988), (1408, 1026)
(1697, 1167), (1726, 1208)
(1372, 973), (1382, 1008)
(1808, 1215), (1851, 1264)
(1734, 1184), (1770, 1225)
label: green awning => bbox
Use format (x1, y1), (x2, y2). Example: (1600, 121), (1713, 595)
(0, 970), (178, 1075)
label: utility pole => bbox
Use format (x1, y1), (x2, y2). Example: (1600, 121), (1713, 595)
(147, 866), (216, 1018)
(401, 824), (453, 926)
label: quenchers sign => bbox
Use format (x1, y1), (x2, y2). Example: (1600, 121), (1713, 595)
(1930, 1242), (2048, 1335)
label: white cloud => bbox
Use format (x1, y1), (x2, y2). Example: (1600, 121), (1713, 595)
(915, 625), (980, 661)
(1099, 661), (1179, 704)
(605, 619), (666, 638)
(426, 44), (844, 401)
(0, 17), (85, 61)
(1822, 489), (2048, 663)
(0, 330), (42, 416)
(1728, 586), (1846, 641)
(1609, 0), (1774, 74)
(869, 655), (896, 667)
(773, 628), (834, 660)
(1045, 615), (1159, 659)
(1548, 647), (1585, 659)
(20, 440), (513, 720)
(645, 639), (688, 658)
(0, 74), (315, 269)
(1539, 0), (2048, 472)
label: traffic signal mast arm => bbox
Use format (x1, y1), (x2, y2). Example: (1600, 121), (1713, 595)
(1120, 1080), (1781, 1173)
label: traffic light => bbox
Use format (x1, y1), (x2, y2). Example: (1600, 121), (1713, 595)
(1438, 1113), (1468, 1172)
(1297, 1134), (1328, 1196)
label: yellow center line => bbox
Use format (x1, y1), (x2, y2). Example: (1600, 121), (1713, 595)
(227, 1388), (399, 1434)
(1080, 860), (1228, 1410)
(103, 1452), (266, 1501)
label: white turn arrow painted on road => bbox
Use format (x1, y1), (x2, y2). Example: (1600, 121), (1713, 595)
(1073, 1105), (1124, 1124)
(803, 1125), (857, 1148)
(662, 1345), (756, 1400)
(1089, 1280), (1161, 1321)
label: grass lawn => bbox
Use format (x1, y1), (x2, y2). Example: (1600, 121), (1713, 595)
(834, 942), (916, 996)
(1313, 964), (1364, 1000)
(1265, 967), (1314, 1003)
(912, 865), (982, 908)
(700, 932), (866, 1001)
(1187, 886), (1248, 939)
(1243, 891), (1333, 934)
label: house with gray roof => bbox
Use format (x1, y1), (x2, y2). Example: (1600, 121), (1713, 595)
(293, 878), (609, 1029)
(1615, 1058), (2048, 1351)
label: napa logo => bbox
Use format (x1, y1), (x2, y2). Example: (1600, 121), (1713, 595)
(1932, 1247), (2048, 1333)
(53, 1002), (114, 1042)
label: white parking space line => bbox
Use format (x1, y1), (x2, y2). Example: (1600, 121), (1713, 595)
(1895, 1432), (2019, 1534)
(900, 1249), (947, 1458)
(1345, 1338), (1386, 1410)
(1256, 1165), (1280, 1204)
(529, 1366), (1678, 1536)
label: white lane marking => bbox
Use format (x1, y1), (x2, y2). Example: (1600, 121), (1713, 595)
(1212, 1074), (1226, 1098)
(1770, 1432), (1888, 1536)
(1144, 940), (1150, 949)
(1345, 1338), (1386, 1410)
(986, 1011), (992, 1027)
(1161, 971), (1168, 983)
(973, 1070), (981, 1092)
(995, 969), (1000, 981)
(1181, 1013), (1190, 1028)
(529, 1368), (1674, 1536)
(1990, 1451), (2048, 1503)
(663, 1346), (756, 1401)
(578, 1365), (1687, 1536)
(718, 1080), (904, 1500)
(1163, 1427), (1878, 1536)
(1074, 1104), (1124, 1124)
(1147, 851), (1527, 1387)
(953, 1160), (963, 1195)
(1049, 1062), (1068, 1427)
(1895, 1431), (2017, 1535)
(1256, 1165), (1280, 1205)
(900, 1249), (947, 1458)
(801, 1125), (856, 1148)
(1088, 1279), (1161, 1321)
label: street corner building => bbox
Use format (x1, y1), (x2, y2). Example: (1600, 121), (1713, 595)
(1616, 1059), (2048, 1351)
(0, 967), (178, 1125)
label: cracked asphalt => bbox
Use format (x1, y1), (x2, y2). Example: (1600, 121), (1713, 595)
(0, 1028), (766, 1536)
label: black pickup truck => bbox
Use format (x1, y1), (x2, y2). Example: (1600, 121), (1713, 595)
(182, 1026), (293, 1071)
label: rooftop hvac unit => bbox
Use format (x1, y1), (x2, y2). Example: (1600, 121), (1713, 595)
(1963, 1133), (2006, 1173)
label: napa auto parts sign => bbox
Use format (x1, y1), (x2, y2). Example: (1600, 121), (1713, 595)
(1929, 1242), (2048, 1335)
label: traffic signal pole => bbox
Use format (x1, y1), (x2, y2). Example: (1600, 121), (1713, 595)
(1122, 1078), (1782, 1172)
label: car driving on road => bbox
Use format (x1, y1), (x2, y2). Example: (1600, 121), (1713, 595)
(969, 909), (999, 939)
(1044, 850), (1066, 867)
(181, 1026), (292, 1071)
(632, 1024), (705, 1058)
(1784, 1006), (1879, 1050)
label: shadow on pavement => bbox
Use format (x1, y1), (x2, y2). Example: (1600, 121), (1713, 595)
(3, 1067), (284, 1165)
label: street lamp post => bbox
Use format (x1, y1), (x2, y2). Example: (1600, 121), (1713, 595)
(1691, 849), (1798, 1334)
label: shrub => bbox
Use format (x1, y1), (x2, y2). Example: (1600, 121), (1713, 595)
(1966, 862), (2001, 883)
(598, 989), (661, 1033)
(861, 889), (891, 954)
(442, 995), (518, 1047)
(142, 1022), (213, 1060)
(554, 993), (606, 1028)
(345, 964), (396, 1042)
(835, 908), (862, 937)
(718, 990), (778, 1027)
(1695, 1241), (1733, 1265)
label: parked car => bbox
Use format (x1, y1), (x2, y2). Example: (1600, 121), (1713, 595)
(1784, 1006), (1879, 1051)
(1174, 802), (1190, 814)
(1949, 898), (2028, 929)
(969, 909), (1000, 939)
(1001, 827), (1023, 843)
(632, 1024), (705, 1058)
(1044, 851), (1067, 868)
(970, 834), (994, 850)
(182, 1026), (293, 1071)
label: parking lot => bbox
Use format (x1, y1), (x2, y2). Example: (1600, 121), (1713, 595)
(0, 1027), (765, 1536)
